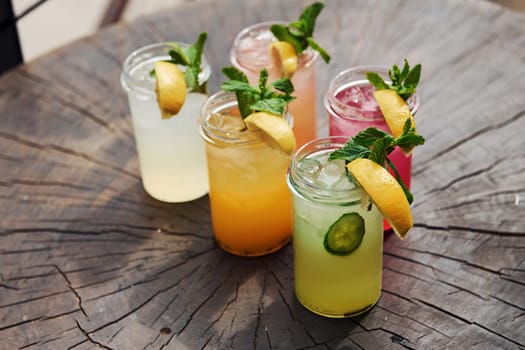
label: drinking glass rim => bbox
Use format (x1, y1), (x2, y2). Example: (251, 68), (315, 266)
(324, 65), (420, 121)
(288, 136), (364, 204)
(200, 90), (292, 146)
(230, 20), (319, 71)
(120, 41), (211, 96)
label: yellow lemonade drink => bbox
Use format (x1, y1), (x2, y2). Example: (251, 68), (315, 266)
(230, 22), (318, 147)
(287, 137), (383, 317)
(200, 91), (292, 256)
(121, 42), (211, 202)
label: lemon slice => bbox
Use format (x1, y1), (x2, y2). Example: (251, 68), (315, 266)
(373, 89), (416, 154)
(154, 61), (187, 119)
(346, 158), (413, 239)
(269, 41), (298, 78)
(244, 112), (296, 155)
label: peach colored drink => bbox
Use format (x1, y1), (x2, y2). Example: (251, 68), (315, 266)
(230, 22), (318, 148)
(200, 91), (292, 256)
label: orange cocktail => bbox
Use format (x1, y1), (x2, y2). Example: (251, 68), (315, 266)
(200, 91), (292, 256)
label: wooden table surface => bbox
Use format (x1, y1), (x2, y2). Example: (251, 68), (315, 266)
(1, 0), (524, 349)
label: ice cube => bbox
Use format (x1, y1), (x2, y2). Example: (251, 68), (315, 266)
(316, 159), (347, 188)
(296, 158), (322, 183)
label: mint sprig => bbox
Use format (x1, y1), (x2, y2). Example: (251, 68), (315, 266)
(151, 32), (208, 94)
(221, 66), (295, 118)
(366, 59), (421, 100)
(329, 119), (425, 203)
(270, 2), (331, 63)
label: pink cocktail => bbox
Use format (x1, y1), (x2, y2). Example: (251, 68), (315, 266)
(325, 66), (420, 230)
(230, 22), (319, 148)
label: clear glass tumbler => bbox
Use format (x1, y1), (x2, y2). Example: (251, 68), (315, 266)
(200, 90), (293, 256)
(121, 42), (211, 202)
(325, 66), (420, 230)
(230, 21), (319, 148)
(287, 136), (384, 317)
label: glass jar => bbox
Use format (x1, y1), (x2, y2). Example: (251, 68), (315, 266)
(287, 137), (383, 317)
(200, 90), (293, 256)
(121, 42), (211, 202)
(230, 21), (319, 147)
(325, 66), (420, 230)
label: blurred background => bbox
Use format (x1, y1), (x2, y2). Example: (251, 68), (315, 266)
(8, 0), (525, 63)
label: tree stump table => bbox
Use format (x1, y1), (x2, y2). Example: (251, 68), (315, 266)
(1, 0), (524, 348)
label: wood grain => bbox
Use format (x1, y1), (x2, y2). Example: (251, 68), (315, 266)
(1, 0), (524, 349)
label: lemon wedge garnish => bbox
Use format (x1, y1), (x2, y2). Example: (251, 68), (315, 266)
(373, 89), (417, 154)
(244, 112), (296, 155)
(154, 61), (187, 119)
(269, 41), (298, 78)
(347, 158), (413, 239)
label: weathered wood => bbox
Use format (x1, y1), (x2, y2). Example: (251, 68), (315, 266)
(1, 0), (524, 349)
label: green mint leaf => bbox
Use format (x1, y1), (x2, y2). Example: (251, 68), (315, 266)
(298, 2), (324, 37)
(183, 34), (208, 92)
(220, 68), (259, 118)
(390, 64), (400, 86)
(259, 68), (269, 95)
(270, 2), (329, 62)
(329, 125), (425, 204)
(220, 80), (259, 94)
(404, 63), (421, 88)
(400, 59), (410, 81)
(185, 32), (206, 66)
(184, 66), (199, 93)
(289, 20), (307, 37)
(368, 137), (392, 166)
(270, 25), (304, 53)
(353, 127), (390, 147)
(222, 66), (249, 83)
(329, 140), (370, 163)
(402, 117), (412, 134)
(221, 66), (295, 118)
(366, 72), (389, 90)
(396, 133), (425, 149)
(386, 158), (414, 204)
(306, 37), (331, 63)
(396, 86), (416, 100)
(168, 44), (190, 66)
(250, 98), (287, 115)
(370, 59), (422, 101)
(271, 78), (295, 95)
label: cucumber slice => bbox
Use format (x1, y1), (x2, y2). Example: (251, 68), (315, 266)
(323, 212), (365, 256)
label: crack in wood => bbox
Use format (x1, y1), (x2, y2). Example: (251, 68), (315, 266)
(75, 319), (114, 350)
(381, 289), (417, 305)
(177, 265), (235, 336)
(8, 179), (94, 191)
(397, 246), (502, 275)
(0, 290), (70, 309)
(414, 108), (525, 176)
(383, 252), (438, 276)
(2, 227), (149, 240)
(52, 264), (88, 319)
(2, 247), (52, 255)
(0, 131), (140, 180)
(413, 223), (524, 237)
(253, 269), (268, 349)
(0, 283), (18, 290)
(85, 263), (202, 342)
(384, 265), (435, 284)
(426, 158), (505, 194)
(375, 304), (449, 338)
